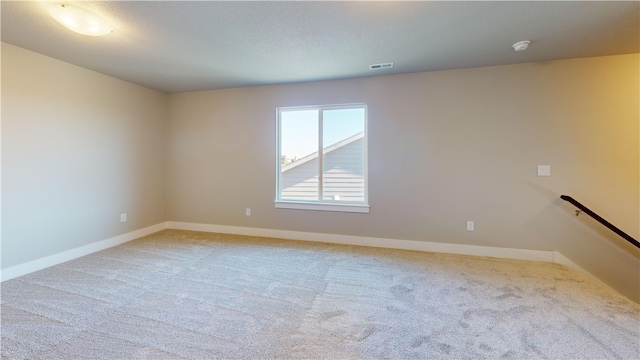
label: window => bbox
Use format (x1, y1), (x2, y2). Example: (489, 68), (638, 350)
(276, 104), (369, 213)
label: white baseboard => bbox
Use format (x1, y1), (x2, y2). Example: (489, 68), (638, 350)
(552, 251), (608, 287)
(0, 222), (168, 282)
(166, 221), (556, 263)
(2, 221), (605, 293)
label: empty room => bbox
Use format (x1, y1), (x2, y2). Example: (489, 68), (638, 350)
(1, 1), (639, 359)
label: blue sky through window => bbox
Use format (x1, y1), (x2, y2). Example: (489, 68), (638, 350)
(281, 108), (364, 161)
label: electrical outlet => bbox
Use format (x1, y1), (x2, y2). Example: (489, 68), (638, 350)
(120, 213), (127, 223)
(466, 221), (474, 231)
(245, 208), (251, 217)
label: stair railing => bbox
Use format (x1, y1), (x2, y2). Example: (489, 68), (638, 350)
(560, 195), (639, 249)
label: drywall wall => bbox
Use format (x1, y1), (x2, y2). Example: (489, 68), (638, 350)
(1, 42), (169, 269)
(167, 54), (639, 301)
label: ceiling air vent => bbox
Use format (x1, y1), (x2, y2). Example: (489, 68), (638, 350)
(369, 62), (394, 70)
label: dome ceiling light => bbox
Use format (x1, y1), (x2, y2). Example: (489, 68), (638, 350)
(47, 3), (112, 36)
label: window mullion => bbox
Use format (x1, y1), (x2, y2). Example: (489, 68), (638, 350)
(317, 109), (323, 202)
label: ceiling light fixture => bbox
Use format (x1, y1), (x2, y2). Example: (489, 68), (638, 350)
(47, 3), (112, 36)
(512, 40), (531, 52)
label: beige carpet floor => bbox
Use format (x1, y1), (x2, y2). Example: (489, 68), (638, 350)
(1, 229), (639, 359)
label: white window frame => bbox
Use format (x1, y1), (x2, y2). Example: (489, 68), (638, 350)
(275, 103), (369, 213)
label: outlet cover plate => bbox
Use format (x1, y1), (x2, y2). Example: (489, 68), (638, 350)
(466, 221), (474, 231)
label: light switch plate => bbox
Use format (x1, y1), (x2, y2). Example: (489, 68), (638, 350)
(537, 165), (551, 176)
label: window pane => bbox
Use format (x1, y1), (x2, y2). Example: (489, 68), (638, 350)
(280, 110), (319, 201)
(322, 108), (365, 202)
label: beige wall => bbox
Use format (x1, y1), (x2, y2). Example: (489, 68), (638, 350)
(1, 43), (169, 268)
(167, 54), (639, 301)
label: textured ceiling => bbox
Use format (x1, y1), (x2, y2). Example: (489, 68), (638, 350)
(2, 1), (638, 94)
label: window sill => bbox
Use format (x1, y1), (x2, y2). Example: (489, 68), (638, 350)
(275, 201), (370, 213)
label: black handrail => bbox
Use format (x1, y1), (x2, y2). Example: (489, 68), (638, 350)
(560, 195), (639, 249)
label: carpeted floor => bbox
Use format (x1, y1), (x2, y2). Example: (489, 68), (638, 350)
(1, 229), (639, 359)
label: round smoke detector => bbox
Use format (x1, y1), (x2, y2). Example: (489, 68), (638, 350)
(513, 40), (531, 52)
